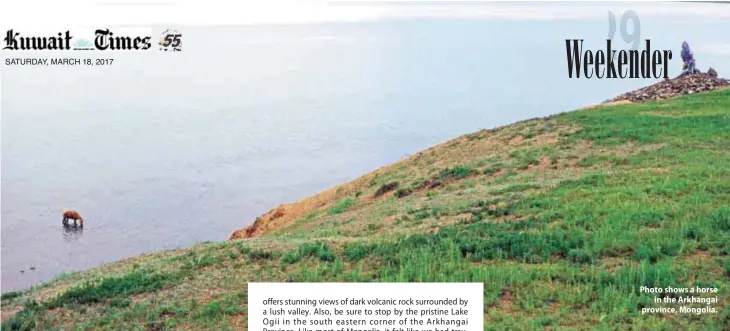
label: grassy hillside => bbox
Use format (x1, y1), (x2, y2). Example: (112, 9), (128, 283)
(2, 90), (730, 330)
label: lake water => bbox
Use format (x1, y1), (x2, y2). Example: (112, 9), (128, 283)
(2, 3), (729, 292)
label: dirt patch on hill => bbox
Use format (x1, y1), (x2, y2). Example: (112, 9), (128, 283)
(228, 117), (577, 240)
(578, 100), (633, 110)
(229, 176), (377, 239)
(1, 305), (23, 322)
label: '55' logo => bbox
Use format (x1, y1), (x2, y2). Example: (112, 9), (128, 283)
(159, 29), (182, 51)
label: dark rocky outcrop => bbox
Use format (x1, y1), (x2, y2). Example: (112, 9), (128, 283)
(373, 182), (398, 198)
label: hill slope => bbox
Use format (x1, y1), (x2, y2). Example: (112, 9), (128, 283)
(3, 90), (730, 330)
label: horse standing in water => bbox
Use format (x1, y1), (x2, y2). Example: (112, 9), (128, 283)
(62, 210), (84, 227)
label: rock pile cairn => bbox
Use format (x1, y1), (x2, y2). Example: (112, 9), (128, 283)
(607, 69), (729, 103)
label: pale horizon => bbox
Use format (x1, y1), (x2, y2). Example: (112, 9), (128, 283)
(1, 1), (730, 30)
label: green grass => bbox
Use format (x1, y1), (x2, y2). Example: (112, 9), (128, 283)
(194, 292), (246, 322)
(1, 291), (24, 302)
(510, 150), (541, 170)
(3, 90), (730, 330)
(299, 242), (336, 262)
(439, 165), (476, 179)
(47, 271), (182, 308)
(328, 198), (356, 215)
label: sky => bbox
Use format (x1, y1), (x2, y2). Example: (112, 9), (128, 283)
(1, 1), (730, 29)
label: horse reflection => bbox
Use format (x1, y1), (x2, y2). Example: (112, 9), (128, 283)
(61, 224), (84, 242)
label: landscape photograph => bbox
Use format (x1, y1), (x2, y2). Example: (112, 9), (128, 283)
(1, 1), (729, 330)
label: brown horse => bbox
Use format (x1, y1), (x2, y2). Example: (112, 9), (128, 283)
(62, 210), (84, 227)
